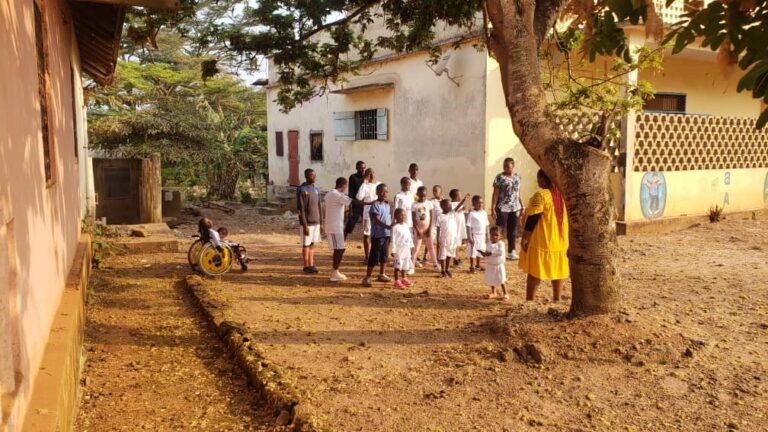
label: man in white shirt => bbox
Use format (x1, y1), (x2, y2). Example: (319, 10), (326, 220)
(408, 163), (424, 198)
(324, 177), (355, 282)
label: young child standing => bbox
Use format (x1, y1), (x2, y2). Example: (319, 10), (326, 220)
(392, 208), (414, 289)
(394, 177), (415, 275)
(466, 195), (490, 273)
(356, 168), (380, 263)
(412, 186), (439, 271)
(423, 185), (443, 265)
(363, 184), (392, 287)
(482, 226), (508, 300)
(450, 189), (468, 267)
(436, 194), (470, 277)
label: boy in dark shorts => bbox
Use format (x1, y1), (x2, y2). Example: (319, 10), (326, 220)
(362, 184), (392, 287)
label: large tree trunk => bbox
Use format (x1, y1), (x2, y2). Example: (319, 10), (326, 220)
(486, 0), (621, 316)
(212, 158), (239, 200)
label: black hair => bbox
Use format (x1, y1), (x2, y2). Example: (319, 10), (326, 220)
(417, 186), (427, 194)
(490, 226), (501, 235)
(336, 177), (348, 188)
(409, 163), (418, 170)
(537, 169), (552, 187)
(394, 208), (405, 217)
(304, 168), (314, 177)
(355, 160), (365, 169)
(376, 183), (387, 193)
(472, 195), (482, 204)
(440, 198), (452, 207)
(504, 157), (515, 166)
(433, 184), (442, 191)
(449, 189), (460, 200)
(400, 176), (411, 185)
(198, 218), (212, 243)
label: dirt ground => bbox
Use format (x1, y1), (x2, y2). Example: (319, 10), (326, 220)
(74, 251), (278, 431)
(170, 204), (768, 431)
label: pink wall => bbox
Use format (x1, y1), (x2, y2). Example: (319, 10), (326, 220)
(0, 0), (83, 429)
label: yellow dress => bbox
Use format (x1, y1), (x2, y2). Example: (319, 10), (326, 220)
(518, 189), (570, 280)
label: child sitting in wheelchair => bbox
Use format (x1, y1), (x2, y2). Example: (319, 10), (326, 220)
(217, 227), (249, 272)
(194, 218), (249, 273)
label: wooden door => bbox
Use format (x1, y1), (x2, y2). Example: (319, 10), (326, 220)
(288, 131), (300, 186)
(94, 158), (141, 225)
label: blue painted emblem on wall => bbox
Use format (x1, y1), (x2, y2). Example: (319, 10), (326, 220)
(640, 171), (666, 219)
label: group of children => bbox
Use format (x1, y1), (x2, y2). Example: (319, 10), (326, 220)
(358, 174), (509, 300)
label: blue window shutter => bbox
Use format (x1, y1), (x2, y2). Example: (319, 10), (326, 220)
(376, 108), (388, 140)
(334, 111), (355, 141)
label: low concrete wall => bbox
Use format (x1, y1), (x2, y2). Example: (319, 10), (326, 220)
(21, 235), (91, 432)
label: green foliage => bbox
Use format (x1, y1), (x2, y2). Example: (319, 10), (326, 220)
(89, 31), (268, 200)
(82, 219), (119, 268)
(542, 33), (663, 145)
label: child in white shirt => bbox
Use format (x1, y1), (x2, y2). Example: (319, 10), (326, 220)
(355, 168), (380, 263)
(436, 194), (469, 277)
(394, 177), (415, 228)
(450, 189), (468, 266)
(481, 226), (508, 300)
(392, 208), (414, 289)
(466, 195), (490, 273)
(412, 186), (438, 271)
(423, 185), (443, 265)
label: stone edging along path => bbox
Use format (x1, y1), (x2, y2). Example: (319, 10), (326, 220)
(183, 274), (323, 432)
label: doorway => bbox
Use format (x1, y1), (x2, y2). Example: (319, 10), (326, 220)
(288, 131), (300, 186)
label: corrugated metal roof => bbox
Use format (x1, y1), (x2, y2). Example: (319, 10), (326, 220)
(70, 1), (126, 85)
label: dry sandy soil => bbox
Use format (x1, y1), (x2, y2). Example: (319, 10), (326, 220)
(173, 204), (768, 431)
(74, 251), (278, 431)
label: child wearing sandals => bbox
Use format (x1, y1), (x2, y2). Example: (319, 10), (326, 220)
(481, 226), (508, 300)
(392, 208), (414, 289)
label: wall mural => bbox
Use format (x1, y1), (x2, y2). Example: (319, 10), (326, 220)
(640, 171), (666, 220)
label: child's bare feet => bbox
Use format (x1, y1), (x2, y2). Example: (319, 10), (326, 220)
(500, 294), (510, 301)
(487, 293), (498, 299)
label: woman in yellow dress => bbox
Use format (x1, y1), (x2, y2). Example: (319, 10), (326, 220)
(519, 169), (569, 301)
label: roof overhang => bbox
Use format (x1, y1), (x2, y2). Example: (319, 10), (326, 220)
(70, 0), (178, 85)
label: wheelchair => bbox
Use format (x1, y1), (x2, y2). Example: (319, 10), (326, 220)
(187, 235), (248, 277)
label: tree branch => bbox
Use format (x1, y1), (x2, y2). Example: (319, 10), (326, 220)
(295, 2), (376, 44)
(533, 0), (568, 44)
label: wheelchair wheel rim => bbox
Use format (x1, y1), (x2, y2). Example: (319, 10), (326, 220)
(199, 245), (233, 276)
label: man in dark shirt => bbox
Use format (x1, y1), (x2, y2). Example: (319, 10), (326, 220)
(297, 168), (323, 273)
(344, 160), (366, 238)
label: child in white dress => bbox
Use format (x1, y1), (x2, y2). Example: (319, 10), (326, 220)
(392, 208), (414, 289)
(466, 195), (490, 273)
(482, 226), (508, 300)
(450, 189), (468, 266)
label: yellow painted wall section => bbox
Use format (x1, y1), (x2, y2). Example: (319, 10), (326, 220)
(484, 58), (541, 208)
(640, 55), (759, 118)
(625, 168), (768, 222)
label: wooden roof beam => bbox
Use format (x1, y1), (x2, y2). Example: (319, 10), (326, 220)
(72, 0), (179, 10)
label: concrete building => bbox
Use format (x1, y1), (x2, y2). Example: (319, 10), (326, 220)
(266, 1), (768, 229)
(0, 1), (171, 430)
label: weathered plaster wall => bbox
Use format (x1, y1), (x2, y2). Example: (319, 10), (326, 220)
(267, 43), (488, 197)
(0, 0), (83, 429)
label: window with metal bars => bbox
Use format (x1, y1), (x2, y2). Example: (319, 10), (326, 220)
(355, 110), (378, 140)
(643, 93), (686, 114)
(310, 132), (323, 161)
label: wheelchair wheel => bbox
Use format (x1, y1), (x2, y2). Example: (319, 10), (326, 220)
(187, 239), (203, 269)
(198, 244), (233, 276)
